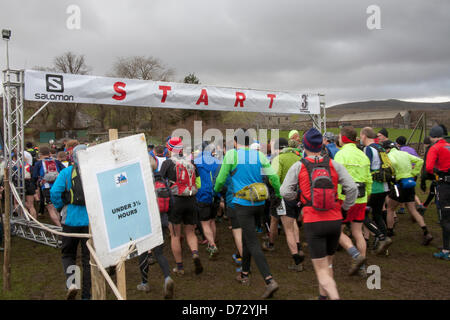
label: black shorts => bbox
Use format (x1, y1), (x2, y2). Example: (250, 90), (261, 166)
(25, 180), (36, 196)
(197, 201), (217, 222)
(41, 188), (52, 205)
(227, 206), (240, 229)
(304, 220), (342, 259)
(389, 184), (415, 203)
(270, 199), (299, 219)
(169, 196), (197, 225)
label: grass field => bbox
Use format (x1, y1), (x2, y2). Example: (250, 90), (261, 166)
(0, 188), (449, 300)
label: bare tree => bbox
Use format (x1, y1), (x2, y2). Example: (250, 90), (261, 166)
(110, 56), (175, 135)
(53, 52), (91, 75)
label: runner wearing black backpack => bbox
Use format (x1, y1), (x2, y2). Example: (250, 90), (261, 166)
(160, 137), (203, 276)
(281, 128), (358, 300)
(32, 146), (65, 226)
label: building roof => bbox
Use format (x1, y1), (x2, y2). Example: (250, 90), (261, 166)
(339, 110), (408, 122)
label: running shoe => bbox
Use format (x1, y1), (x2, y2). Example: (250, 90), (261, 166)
(262, 241), (275, 252)
(172, 267), (185, 276)
(433, 251), (450, 261)
(375, 237), (393, 255)
(358, 267), (368, 279)
(208, 246), (219, 260)
(236, 273), (250, 286)
(422, 233), (433, 246)
(163, 277), (174, 299)
(261, 279), (279, 299)
(349, 255), (367, 276)
(137, 282), (150, 293)
(288, 263), (304, 272)
(232, 254), (242, 266)
(192, 254), (203, 275)
(397, 207), (406, 215)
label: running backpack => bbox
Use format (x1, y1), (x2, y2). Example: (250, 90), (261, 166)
(42, 158), (60, 183)
(154, 176), (171, 213)
(300, 156), (337, 211)
(169, 157), (198, 196)
(372, 145), (395, 183)
(62, 166), (86, 206)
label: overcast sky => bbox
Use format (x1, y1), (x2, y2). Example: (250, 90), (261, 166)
(1, 0), (449, 106)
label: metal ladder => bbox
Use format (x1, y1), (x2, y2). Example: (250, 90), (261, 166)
(11, 217), (62, 248)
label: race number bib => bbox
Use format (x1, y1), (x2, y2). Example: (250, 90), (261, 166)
(276, 199), (287, 216)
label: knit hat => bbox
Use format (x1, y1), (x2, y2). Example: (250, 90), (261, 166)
(166, 137), (183, 154)
(378, 128), (389, 138)
(430, 125), (444, 138)
(303, 128), (323, 153)
(288, 130), (299, 140)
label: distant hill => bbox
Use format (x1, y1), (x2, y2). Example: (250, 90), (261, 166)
(327, 99), (450, 115)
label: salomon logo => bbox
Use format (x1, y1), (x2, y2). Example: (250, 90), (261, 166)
(46, 74), (64, 93)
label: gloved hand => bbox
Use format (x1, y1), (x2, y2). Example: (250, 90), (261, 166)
(420, 180), (427, 193)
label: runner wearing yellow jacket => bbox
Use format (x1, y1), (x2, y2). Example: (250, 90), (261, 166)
(383, 140), (433, 246)
(334, 127), (372, 277)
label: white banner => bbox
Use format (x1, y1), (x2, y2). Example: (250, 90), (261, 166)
(24, 69), (321, 114)
(78, 134), (163, 268)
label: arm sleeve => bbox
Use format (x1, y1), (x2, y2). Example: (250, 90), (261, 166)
(50, 169), (67, 210)
(280, 161), (301, 201)
(364, 146), (374, 166)
(259, 151), (281, 198)
(333, 160), (358, 210)
(214, 150), (235, 193)
(271, 155), (281, 178)
(410, 154), (424, 177)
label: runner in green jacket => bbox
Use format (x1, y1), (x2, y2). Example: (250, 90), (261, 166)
(383, 141), (433, 246)
(334, 127), (372, 277)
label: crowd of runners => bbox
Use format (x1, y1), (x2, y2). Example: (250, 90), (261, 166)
(1, 124), (449, 300)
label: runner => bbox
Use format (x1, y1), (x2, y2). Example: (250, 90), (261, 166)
(214, 128), (281, 299)
(136, 155), (175, 298)
(322, 132), (340, 159)
(420, 136), (436, 215)
(360, 127), (393, 255)
(281, 128), (358, 300)
(425, 126), (450, 260)
(194, 141), (220, 259)
(160, 137), (203, 276)
(153, 145), (167, 173)
(57, 151), (69, 168)
(334, 127), (372, 277)
(32, 146), (66, 227)
(383, 140), (433, 245)
(377, 128), (389, 144)
(270, 137), (305, 272)
(50, 144), (91, 300)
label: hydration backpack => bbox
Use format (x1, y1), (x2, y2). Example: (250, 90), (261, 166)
(372, 145), (395, 183)
(42, 158), (60, 183)
(300, 156), (337, 211)
(169, 157), (198, 196)
(63, 166), (85, 206)
(154, 176), (171, 213)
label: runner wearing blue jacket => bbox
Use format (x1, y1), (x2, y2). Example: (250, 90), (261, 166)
(194, 142), (220, 259)
(50, 145), (90, 300)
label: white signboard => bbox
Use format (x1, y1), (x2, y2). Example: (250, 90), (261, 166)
(77, 134), (163, 268)
(24, 69), (321, 115)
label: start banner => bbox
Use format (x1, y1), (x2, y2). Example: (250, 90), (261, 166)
(24, 69), (321, 114)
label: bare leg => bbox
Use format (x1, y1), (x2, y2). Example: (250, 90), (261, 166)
(311, 256), (339, 300)
(201, 220), (216, 247)
(169, 223), (183, 263)
(351, 222), (366, 257)
(406, 202), (426, 228)
(386, 198), (399, 229)
(184, 224), (199, 252)
(231, 228), (243, 257)
(280, 216), (298, 254)
(25, 195), (37, 219)
(269, 216), (278, 244)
